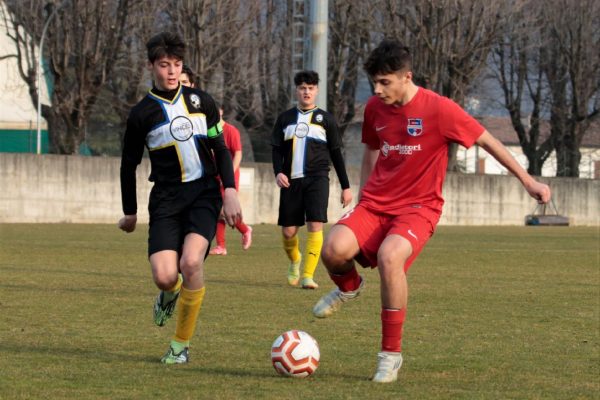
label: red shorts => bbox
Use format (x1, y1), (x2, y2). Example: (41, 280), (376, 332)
(336, 203), (440, 271)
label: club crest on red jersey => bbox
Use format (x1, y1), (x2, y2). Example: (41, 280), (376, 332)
(407, 118), (423, 136)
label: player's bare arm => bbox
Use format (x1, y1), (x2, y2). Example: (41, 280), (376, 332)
(232, 150), (242, 172)
(222, 187), (242, 227)
(118, 214), (137, 233)
(476, 130), (551, 204)
(276, 173), (290, 188)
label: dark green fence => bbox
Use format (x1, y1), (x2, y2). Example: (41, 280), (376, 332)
(0, 129), (49, 153)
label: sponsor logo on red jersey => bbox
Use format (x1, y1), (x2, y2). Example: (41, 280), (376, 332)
(381, 141), (422, 157)
(407, 118), (423, 136)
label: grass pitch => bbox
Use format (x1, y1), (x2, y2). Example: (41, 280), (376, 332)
(0, 224), (598, 399)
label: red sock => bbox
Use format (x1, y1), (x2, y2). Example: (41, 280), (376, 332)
(236, 220), (249, 234)
(381, 308), (406, 353)
(329, 267), (361, 292)
(216, 220), (226, 247)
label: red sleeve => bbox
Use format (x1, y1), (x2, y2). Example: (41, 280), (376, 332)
(223, 123), (242, 152)
(361, 97), (380, 150)
(438, 97), (485, 148)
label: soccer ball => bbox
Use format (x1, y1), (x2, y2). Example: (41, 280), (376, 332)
(271, 330), (320, 377)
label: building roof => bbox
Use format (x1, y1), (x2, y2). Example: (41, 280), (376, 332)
(476, 116), (600, 148)
(349, 101), (599, 148)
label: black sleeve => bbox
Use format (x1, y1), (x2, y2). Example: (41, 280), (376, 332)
(271, 115), (284, 176)
(120, 111), (146, 215)
(272, 145), (284, 176)
(203, 92), (235, 189)
(330, 147), (350, 190)
(325, 112), (342, 150)
(324, 113), (349, 189)
(212, 134), (235, 189)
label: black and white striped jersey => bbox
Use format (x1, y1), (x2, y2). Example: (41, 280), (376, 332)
(120, 85), (234, 215)
(271, 107), (348, 187)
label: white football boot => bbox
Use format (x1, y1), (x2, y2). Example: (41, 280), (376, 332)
(312, 278), (364, 318)
(371, 351), (403, 383)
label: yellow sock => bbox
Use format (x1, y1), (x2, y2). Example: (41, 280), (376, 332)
(174, 286), (206, 343)
(302, 230), (323, 279)
(162, 274), (183, 304)
(282, 235), (301, 263)
(172, 273), (183, 292)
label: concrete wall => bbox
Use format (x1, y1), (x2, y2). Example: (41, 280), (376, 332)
(1, 153), (598, 225)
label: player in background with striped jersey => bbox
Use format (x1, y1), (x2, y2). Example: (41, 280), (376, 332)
(271, 71), (352, 290)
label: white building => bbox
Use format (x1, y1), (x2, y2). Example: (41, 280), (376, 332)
(0, 0), (50, 153)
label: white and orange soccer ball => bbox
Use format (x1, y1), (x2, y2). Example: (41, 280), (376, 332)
(271, 330), (320, 378)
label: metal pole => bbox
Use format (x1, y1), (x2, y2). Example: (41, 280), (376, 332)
(310, 0), (328, 110)
(36, 3), (64, 154)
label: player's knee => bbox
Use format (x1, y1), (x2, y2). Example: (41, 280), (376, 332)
(179, 254), (202, 273)
(154, 271), (179, 291)
(281, 227), (297, 240)
(321, 238), (345, 268)
(377, 248), (409, 275)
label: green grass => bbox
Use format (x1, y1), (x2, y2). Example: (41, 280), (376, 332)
(0, 224), (598, 399)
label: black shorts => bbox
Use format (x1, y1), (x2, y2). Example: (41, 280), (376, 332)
(278, 176), (329, 227)
(148, 177), (222, 256)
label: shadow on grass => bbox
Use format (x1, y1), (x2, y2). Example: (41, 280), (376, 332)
(0, 264), (138, 279)
(209, 278), (283, 289)
(0, 341), (367, 381)
(186, 365), (367, 381)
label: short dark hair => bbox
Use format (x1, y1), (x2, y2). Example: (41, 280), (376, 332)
(364, 39), (412, 77)
(294, 70), (319, 86)
(182, 64), (197, 85)
(146, 32), (185, 63)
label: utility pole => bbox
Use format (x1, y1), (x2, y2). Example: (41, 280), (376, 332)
(309, 0), (328, 110)
(291, 0), (308, 107)
(291, 0), (328, 110)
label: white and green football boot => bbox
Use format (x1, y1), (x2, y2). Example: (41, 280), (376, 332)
(153, 289), (180, 327)
(160, 341), (189, 364)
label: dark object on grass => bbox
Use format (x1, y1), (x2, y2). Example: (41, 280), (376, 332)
(525, 199), (569, 226)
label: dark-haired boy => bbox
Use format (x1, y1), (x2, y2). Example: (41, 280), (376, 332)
(118, 31), (242, 364)
(312, 39), (551, 382)
(271, 70), (352, 289)
(179, 64), (197, 88)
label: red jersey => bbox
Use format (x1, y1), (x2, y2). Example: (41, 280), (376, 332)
(222, 121), (242, 184)
(360, 88), (484, 214)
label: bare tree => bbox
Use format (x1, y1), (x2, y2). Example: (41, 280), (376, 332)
(241, 0), (295, 161)
(541, 0), (600, 177)
(168, 1), (259, 101)
(491, 1), (554, 175)
(104, 3), (169, 144)
(167, 0), (274, 160)
(3, 0), (137, 154)
(328, 0), (376, 136)
(379, 0), (504, 171)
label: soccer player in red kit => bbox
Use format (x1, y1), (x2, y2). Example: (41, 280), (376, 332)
(312, 39), (551, 383)
(210, 105), (253, 255)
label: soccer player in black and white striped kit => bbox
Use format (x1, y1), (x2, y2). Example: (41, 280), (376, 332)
(271, 71), (353, 290)
(118, 32), (242, 364)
